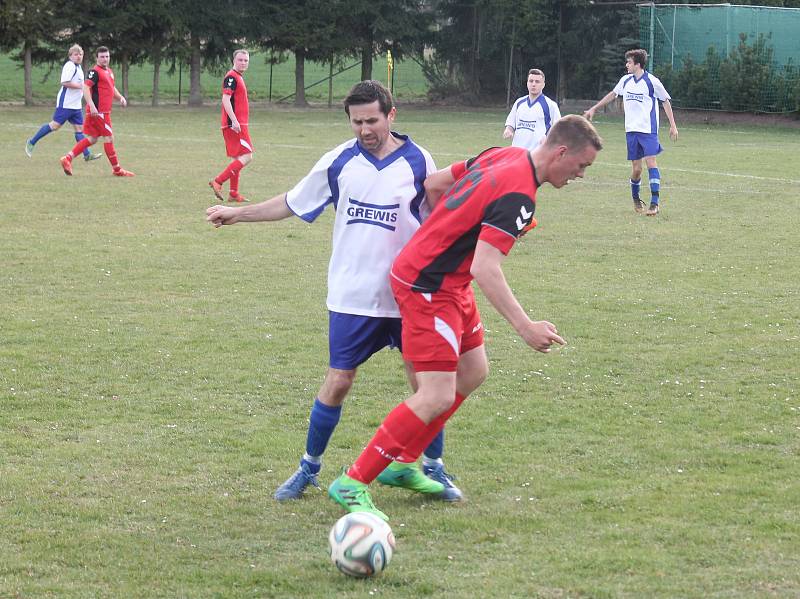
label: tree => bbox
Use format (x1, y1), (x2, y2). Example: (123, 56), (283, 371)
(0, 0), (60, 105)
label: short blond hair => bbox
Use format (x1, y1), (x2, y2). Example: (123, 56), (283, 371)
(233, 49), (249, 60)
(68, 44), (83, 56)
(544, 115), (604, 152)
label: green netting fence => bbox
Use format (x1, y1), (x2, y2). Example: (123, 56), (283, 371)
(639, 3), (800, 113)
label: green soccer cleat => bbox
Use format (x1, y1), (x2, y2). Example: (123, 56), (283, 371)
(328, 472), (388, 521)
(25, 140), (34, 157)
(377, 462), (446, 496)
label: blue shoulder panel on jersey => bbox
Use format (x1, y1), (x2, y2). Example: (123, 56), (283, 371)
(400, 137), (428, 224)
(642, 72), (658, 134)
(535, 95), (553, 133)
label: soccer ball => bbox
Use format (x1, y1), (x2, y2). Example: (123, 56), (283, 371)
(329, 512), (395, 578)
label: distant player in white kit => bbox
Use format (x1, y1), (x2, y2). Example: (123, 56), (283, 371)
(206, 80), (462, 504)
(503, 68), (561, 150)
(25, 45), (100, 161)
(584, 48), (678, 216)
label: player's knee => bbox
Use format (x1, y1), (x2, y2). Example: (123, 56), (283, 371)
(49, 122), (61, 130)
(325, 369), (356, 397)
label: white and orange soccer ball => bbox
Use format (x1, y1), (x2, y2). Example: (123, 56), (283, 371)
(329, 512), (395, 578)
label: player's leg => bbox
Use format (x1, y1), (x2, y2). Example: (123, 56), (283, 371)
(644, 154), (660, 215)
(274, 366), (355, 501)
(627, 132), (645, 213)
(60, 128), (97, 176)
(70, 113), (101, 161)
(275, 312), (390, 501)
(228, 152), (252, 202)
(27, 111), (65, 156)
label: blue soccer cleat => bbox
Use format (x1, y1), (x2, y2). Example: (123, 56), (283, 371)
(423, 462), (463, 502)
(274, 462), (320, 501)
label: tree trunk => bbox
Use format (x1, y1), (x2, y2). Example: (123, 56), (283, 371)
(361, 41), (373, 81)
(294, 47), (307, 107)
(151, 47), (161, 106)
(189, 34), (203, 106)
(23, 42), (33, 106)
(121, 52), (130, 101)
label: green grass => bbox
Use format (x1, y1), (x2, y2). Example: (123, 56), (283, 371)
(1, 105), (799, 598)
(0, 50), (428, 105)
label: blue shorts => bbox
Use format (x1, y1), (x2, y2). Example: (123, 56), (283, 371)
(51, 107), (84, 126)
(626, 132), (662, 161)
(328, 311), (402, 370)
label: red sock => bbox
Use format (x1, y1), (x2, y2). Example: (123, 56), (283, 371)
(229, 170), (240, 195)
(68, 138), (92, 159)
(347, 402), (426, 484)
(214, 159), (244, 185)
(398, 393), (466, 462)
(104, 142), (119, 169)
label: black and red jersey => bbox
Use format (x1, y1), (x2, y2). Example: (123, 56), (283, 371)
(392, 146), (539, 294)
(85, 65), (116, 114)
(220, 69), (249, 128)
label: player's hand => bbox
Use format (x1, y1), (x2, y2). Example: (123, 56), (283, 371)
(89, 106), (100, 117)
(119, 96), (127, 107)
(669, 126), (678, 141)
(502, 127), (513, 139)
(206, 204), (239, 228)
(583, 108), (596, 121)
(231, 120), (241, 133)
(521, 320), (565, 353)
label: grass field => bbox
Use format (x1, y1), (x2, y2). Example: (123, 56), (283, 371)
(0, 51), (428, 105)
(1, 104), (799, 598)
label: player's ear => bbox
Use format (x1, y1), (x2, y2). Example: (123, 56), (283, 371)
(387, 106), (397, 123)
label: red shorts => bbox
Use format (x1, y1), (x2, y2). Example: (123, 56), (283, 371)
(222, 126), (253, 157)
(391, 276), (484, 372)
(83, 112), (113, 138)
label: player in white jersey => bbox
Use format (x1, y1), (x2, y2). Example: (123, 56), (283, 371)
(206, 80), (462, 504)
(25, 45), (100, 161)
(503, 68), (561, 150)
(584, 49), (678, 216)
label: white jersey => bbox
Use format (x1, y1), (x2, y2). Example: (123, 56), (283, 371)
(57, 60), (84, 110)
(505, 94), (561, 150)
(286, 133), (436, 318)
(613, 71), (671, 134)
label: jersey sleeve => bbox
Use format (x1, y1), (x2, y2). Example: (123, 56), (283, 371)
(550, 100), (562, 124)
(612, 75), (627, 97)
(504, 103), (517, 129)
(222, 74), (237, 96)
(478, 192), (537, 255)
(650, 76), (671, 102)
(60, 62), (74, 85)
(85, 69), (98, 88)
(285, 147), (341, 223)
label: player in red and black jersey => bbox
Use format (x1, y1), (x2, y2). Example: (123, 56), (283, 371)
(328, 115), (604, 520)
(60, 46), (133, 177)
(209, 50), (252, 203)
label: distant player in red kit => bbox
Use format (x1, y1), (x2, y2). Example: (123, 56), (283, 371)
(60, 46), (134, 177)
(209, 49), (253, 203)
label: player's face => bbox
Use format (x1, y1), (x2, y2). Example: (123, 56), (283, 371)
(348, 101), (395, 154)
(96, 51), (110, 67)
(527, 74), (545, 97)
(69, 50), (83, 64)
(548, 144), (598, 189)
(625, 57), (636, 73)
(234, 53), (249, 73)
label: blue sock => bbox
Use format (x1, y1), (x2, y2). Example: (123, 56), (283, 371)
(648, 167), (660, 205)
(303, 398), (341, 467)
(75, 132), (91, 157)
(30, 123), (53, 145)
(630, 178), (641, 200)
(422, 429), (445, 461)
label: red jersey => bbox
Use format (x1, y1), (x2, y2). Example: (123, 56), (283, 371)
(391, 146), (539, 294)
(85, 65), (116, 114)
(220, 69), (248, 128)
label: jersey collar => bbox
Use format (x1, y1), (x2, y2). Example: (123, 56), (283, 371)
(357, 132), (411, 170)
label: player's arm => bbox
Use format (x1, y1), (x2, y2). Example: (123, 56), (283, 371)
(423, 163), (463, 208)
(62, 80), (82, 90)
(470, 240), (565, 353)
(113, 86), (127, 107)
(661, 99), (678, 141)
(83, 83), (99, 115)
(221, 94), (239, 132)
(206, 192), (293, 228)
(503, 107), (516, 138)
(583, 90), (617, 121)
